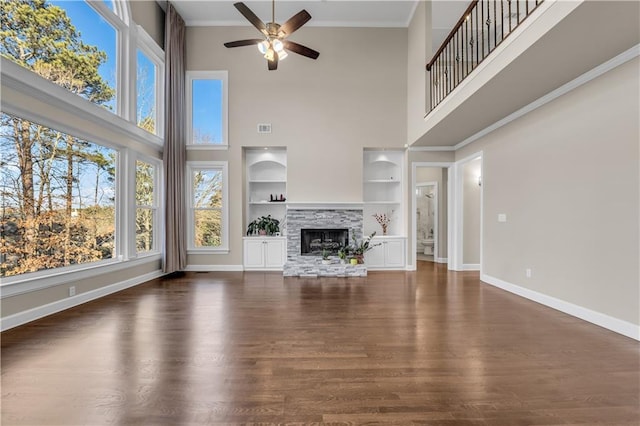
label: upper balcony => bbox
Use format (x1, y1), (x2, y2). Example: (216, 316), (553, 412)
(413, 0), (640, 148)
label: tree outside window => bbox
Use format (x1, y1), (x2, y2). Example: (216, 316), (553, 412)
(187, 162), (228, 251)
(1, 0), (117, 111)
(0, 113), (117, 277)
(136, 49), (156, 134)
(135, 160), (156, 253)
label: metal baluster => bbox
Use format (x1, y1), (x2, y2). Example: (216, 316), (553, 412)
(501, 0), (504, 43)
(475, 3), (479, 68)
(493, 0), (498, 49)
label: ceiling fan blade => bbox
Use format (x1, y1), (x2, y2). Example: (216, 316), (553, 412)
(224, 39), (264, 48)
(268, 55), (278, 71)
(234, 2), (268, 36)
(278, 9), (311, 37)
(282, 40), (320, 60)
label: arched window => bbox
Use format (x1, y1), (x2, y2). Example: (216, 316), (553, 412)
(0, 0), (162, 136)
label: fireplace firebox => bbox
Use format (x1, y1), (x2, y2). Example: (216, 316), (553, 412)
(300, 228), (349, 256)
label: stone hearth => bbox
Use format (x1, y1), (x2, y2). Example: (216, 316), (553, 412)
(283, 204), (365, 277)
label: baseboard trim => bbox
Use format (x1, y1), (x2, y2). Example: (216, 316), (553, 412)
(184, 264), (244, 272)
(435, 257), (448, 264)
(481, 273), (640, 341)
(1, 270), (164, 332)
(462, 263), (480, 271)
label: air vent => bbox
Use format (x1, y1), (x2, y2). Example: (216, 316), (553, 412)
(257, 123), (272, 134)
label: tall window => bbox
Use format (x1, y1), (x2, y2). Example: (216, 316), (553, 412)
(1, 1), (164, 136)
(135, 159), (157, 254)
(0, 112), (117, 277)
(186, 71), (228, 147)
(1, 0), (119, 112)
(186, 162), (228, 252)
(136, 49), (157, 133)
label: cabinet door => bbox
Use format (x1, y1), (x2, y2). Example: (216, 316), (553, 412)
(264, 239), (285, 268)
(384, 239), (405, 267)
(244, 239), (265, 267)
(364, 243), (385, 267)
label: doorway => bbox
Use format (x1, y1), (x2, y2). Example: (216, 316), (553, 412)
(416, 182), (437, 262)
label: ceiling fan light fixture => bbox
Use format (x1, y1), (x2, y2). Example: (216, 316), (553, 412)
(224, 1), (319, 70)
(264, 47), (276, 62)
(257, 40), (269, 54)
(272, 39), (284, 52)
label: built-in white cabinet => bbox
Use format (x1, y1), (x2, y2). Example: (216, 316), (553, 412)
(243, 237), (286, 270)
(363, 150), (404, 238)
(365, 237), (406, 270)
(245, 148), (287, 232)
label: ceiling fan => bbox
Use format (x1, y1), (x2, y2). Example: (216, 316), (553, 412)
(224, 1), (320, 70)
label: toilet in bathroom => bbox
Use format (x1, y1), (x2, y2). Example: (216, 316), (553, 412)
(422, 238), (434, 255)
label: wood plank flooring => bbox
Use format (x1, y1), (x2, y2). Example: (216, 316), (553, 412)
(2, 262), (639, 425)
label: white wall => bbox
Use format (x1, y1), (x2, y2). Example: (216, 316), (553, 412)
(458, 57), (639, 327)
(185, 26), (408, 267)
(407, 0), (432, 144)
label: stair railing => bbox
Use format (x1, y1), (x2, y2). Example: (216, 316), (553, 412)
(426, 0), (544, 112)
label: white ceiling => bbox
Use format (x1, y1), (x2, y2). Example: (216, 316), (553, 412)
(166, 0), (469, 53)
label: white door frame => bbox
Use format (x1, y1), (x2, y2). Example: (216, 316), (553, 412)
(410, 162), (452, 270)
(448, 152), (483, 272)
(415, 181), (438, 262)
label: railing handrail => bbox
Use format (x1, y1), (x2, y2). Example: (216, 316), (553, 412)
(426, 0), (479, 71)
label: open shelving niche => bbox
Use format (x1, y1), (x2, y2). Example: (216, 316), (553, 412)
(363, 149), (405, 237)
(245, 148), (287, 235)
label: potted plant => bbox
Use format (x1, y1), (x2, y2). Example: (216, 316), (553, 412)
(321, 249), (331, 265)
(350, 231), (381, 264)
(246, 215), (280, 236)
(337, 246), (350, 264)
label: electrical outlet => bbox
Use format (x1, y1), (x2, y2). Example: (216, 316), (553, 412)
(525, 268), (532, 278)
(68, 286), (76, 297)
(498, 213), (507, 223)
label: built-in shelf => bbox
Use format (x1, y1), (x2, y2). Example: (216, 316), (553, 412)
(363, 149), (404, 237)
(248, 201), (288, 205)
(244, 148), (287, 238)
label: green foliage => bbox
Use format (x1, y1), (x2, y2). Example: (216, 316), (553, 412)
(247, 215), (280, 236)
(0, 0), (114, 104)
(0, 0), (117, 277)
(350, 232), (380, 255)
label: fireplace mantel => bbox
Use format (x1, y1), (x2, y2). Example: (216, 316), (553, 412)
(286, 202), (363, 210)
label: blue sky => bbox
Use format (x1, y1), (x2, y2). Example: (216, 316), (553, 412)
(49, 1), (222, 142)
(192, 79), (224, 144)
(50, 0), (117, 111)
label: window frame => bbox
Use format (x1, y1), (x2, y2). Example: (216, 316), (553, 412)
(133, 155), (162, 256)
(186, 161), (229, 253)
(134, 25), (165, 138)
(185, 71), (229, 150)
(0, 111), (123, 285)
(0, 0), (164, 292)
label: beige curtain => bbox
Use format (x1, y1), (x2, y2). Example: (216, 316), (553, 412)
(163, 3), (187, 273)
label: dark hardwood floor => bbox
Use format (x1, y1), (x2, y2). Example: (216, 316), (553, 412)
(2, 262), (639, 425)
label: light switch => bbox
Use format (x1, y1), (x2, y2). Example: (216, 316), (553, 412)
(498, 214), (507, 223)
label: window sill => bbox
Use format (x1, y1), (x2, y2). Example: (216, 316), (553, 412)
(187, 248), (230, 255)
(0, 254), (162, 298)
(186, 144), (229, 151)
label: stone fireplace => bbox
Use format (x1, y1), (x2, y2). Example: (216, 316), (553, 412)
(283, 203), (366, 277)
(300, 228), (349, 256)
